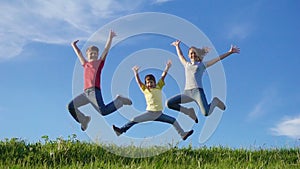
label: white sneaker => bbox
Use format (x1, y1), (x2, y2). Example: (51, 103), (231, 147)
(207, 97), (226, 116)
(80, 116), (91, 131)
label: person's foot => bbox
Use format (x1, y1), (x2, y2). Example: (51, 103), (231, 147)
(112, 125), (123, 136)
(213, 97), (226, 110)
(116, 95), (132, 105)
(182, 130), (194, 140)
(80, 116), (91, 131)
(187, 108), (198, 123)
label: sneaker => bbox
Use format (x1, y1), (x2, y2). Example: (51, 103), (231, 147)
(213, 97), (226, 110)
(182, 130), (194, 140)
(112, 125), (123, 136)
(116, 95), (132, 105)
(80, 116), (91, 131)
(187, 108), (198, 123)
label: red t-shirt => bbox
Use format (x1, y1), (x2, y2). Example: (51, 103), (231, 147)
(83, 59), (105, 90)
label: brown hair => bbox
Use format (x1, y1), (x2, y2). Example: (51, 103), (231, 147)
(86, 46), (99, 53)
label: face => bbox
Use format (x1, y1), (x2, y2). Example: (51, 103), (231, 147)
(86, 50), (99, 62)
(188, 48), (197, 62)
(145, 79), (156, 89)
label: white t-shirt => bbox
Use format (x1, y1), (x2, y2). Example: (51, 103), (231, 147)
(184, 61), (207, 90)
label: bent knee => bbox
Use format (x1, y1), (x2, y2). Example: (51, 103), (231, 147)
(67, 103), (74, 111)
(166, 100), (174, 108)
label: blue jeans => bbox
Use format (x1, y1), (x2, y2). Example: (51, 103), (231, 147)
(119, 111), (176, 133)
(167, 88), (211, 116)
(67, 87), (123, 123)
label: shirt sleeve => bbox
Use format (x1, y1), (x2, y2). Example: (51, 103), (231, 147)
(140, 83), (146, 91)
(157, 79), (165, 89)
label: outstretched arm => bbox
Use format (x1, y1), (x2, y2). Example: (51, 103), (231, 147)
(161, 60), (172, 82)
(171, 40), (187, 66)
(206, 45), (240, 68)
(71, 40), (86, 65)
(132, 66), (144, 88)
(100, 30), (117, 61)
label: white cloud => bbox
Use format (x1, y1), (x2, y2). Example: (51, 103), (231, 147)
(225, 1), (263, 41)
(247, 87), (278, 119)
(152, 0), (174, 4)
(227, 22), (254, 40)
(271, 115), (300, 139)
(0, 0), (144, 60)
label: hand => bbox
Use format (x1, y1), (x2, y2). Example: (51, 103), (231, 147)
(166, 60), (172, 69)
(109, 30), (117, 39)
(229, 45), (240, 54)
(71, 40), (79, 46)
(132, 65), (140, 74)
(171, 40), (181, 47)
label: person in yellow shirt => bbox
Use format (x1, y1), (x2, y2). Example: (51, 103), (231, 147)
(112, 60), (193, 140)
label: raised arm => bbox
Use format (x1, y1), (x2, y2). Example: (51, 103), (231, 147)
(161, 60), (172, 82)
(206, 45), (240, 68)
(132, 66), (144, 88)
(100, 30), (117, 61)
(171, 40), (187, 66)
(71, 40), (86, 65)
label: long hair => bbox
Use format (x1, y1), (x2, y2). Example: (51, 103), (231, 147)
(189, 46), (210, 61)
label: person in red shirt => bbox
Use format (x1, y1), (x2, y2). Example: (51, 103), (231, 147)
(67, 30), (132, 131)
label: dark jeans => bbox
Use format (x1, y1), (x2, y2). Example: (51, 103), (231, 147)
(67, 87), (123, 123)
(119, 111), (176, 133)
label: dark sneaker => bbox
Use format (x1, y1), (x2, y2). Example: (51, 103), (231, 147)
(116, 95), (132, 105)
(81, 116), (91, 131)
(112, 125), (123, 136)
(188, 108), (198, 123)
(182, 130), (194, 140)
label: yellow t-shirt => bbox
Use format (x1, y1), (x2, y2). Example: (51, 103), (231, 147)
(141, 79), (165, 111)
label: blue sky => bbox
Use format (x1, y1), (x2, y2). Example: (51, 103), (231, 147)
(1, 0), (300, 151)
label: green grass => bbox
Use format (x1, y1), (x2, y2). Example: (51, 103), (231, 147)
(1, 135), (299, 169)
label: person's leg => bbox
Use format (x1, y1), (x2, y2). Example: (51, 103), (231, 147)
(192, 88), (226, 116)
(88, 89), (131, 116)
(101, 95), (132, 115)
(212, 97), (226, 111)
(167, 93), (198, 123)
(113, 111), (160, 136)
(66, 93), (91, 131)
(155, 113), (193, 140)
(112, 121), (137, 136)
(190, 88), (210, 116)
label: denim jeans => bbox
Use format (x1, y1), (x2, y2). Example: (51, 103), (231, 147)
(167, 88), (211, 116)
(67, 87), (123, 123)
(119, 111), (176, 133)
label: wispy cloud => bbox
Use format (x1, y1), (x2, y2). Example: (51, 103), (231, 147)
(247, 87), (279, 120)
(225, 1), (264, 41)
(227, 23), (254, 40)
(271, 115), (300, 139)
(0, 0), (144, 60)
(152, 0), (174, 4)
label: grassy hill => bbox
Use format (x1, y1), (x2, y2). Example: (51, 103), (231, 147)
(1, 136), (299, 169)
